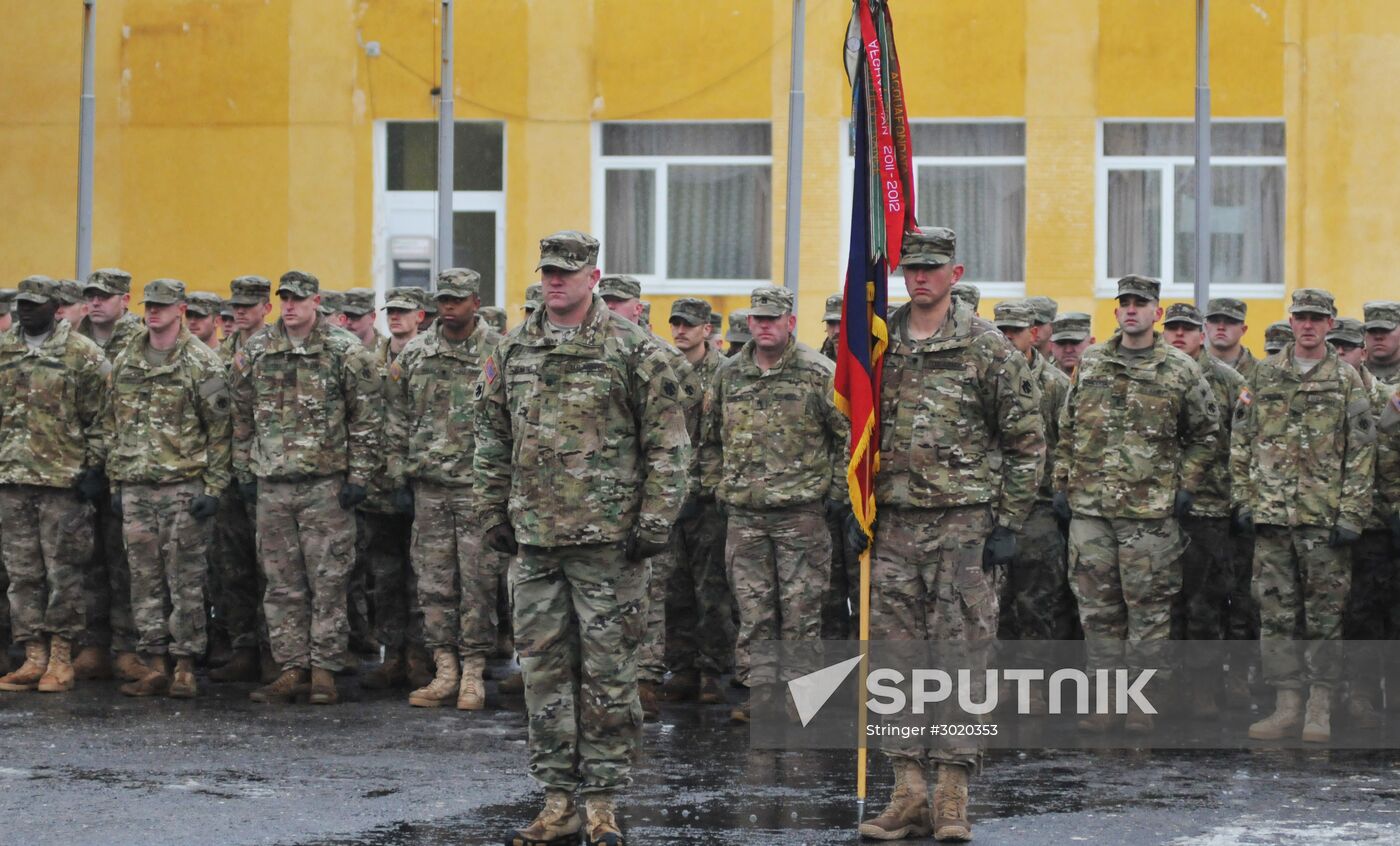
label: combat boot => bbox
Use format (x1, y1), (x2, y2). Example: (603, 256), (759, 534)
(114, 651), (148, 683)
(208, 648), (260, 683)
(37, 636), (76, 693)
(584, 792), (625, 846)
(1077, 711), (1120, 733)
(498, 670), (525, 696)
(457, 654), (486, 711)
(1348, 691), (1383, 729)
(1223, 673), (1252, 710)
(1248, 688), (1304, 740)
(1301, 685), (1332, 743)
(250, 668), (308, 704)
(169, 657), (198, 699)
(309, 667), (339, 705)
(506, 788), (581, 846)
(1189, 681), (1220, 718)
(0, 640), (49, 691)
(697, 673), (726, 705)
(638, 681), (660, 721)
(0, 647), (8, 676)
(858, 758), (931, 840)
(658, 668), (699, 702)
(360, 650), (406, 690)
(119, 654), (170, 697)
(1124, 699), (1155, 734)
(931, 764), (972, 842)
(405, 645), (434, 689)
(72, 645), (113, 680)
(408, 648), (458, 708)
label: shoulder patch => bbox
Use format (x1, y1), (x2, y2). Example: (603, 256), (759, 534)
(1020, 377), (1034, 397)
(233, 351), (248, 372)
(1238, 387), (1252, 407)
(389, 360), (403, 382)
(483, 355), (498, 384)
(662, 378), (678, 398)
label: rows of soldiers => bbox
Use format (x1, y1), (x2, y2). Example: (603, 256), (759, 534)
(0, 222), (1397, 845)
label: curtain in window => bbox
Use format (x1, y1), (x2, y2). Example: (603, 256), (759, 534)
(604, 169), (655, 275)
(1174, 166), (1283, 286)
(1107, 169), (1162, 278)
(666, 165), (772, 280)
(916, 165), (1025, 283)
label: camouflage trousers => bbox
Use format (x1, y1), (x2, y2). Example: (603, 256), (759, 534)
(726, 503), (830, 687)
(83, 488), (137, 651)
(870, 505), (996, 771)
(513, 541), (645, 794)
(1170, 516), (1233, 652)
(1252, 525), (1351, 688)
(256, 476), (355, 673)
(213, 488), (262, 651)
(637, 550), (673, 683)
(121, 481), (212, 658)
(1225, 534), (1259, 641)
(358, 510), (419, 653)
(997, 501), (1078, 641)
(410, 481), (502, 658)
(0, 485), (94, 643)
(0, 536), (8, 641)
(665, 501), (734, 675)
(1069, 515), (1184, 676)
(1343, 530), (1397, 701)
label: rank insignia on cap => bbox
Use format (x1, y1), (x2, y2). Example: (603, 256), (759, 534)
(484, 356), (498, 384)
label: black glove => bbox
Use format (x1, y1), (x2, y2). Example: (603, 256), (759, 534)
(188, 494), (221, 521)
(676, 495), (702, 524)
(1052, 491), (1072, 527)
(391, 486), (415, 517)
(1328, 524), (1361, 548)
(110, 489), (123, 519)
(1231, 506), (1254, 538)
(238, 480), (258, 504)
(824, 497), (849, 523)
(1173, 490), (1196, 520)
(1389, 513), (1400, 550)
(484, 523), (518, 556)
(984, 526), (1017, 569)
(75, 467), (107, 503)
(337, 483), (368, 510)
(625, 530), (670, 563)
(844, 511), (869, 557)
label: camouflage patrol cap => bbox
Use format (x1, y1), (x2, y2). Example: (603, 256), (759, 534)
(1264, 320), (1294, 353)
(1051, 311), (1092, 343)
(141, 278), (187, 306)
(640, 301), (652, 325)
(1287, 288), (1336, 317)
(1115, 274), (1161, 301)
(749, 285), (794, 317)
(84, 267), (133, 297)
(726, 310), (753, 343)
(478, 306), (507, 333)
(1026, 296), (1058, 325)
(219, 302), (234, 319)
(670, 297), (710, 326)
(16, 275), (59, 305)
(420, 292), (438, 315)
(229, 275), (272, 306)
(276, 270), (319, 299)
(1205, 297), (1247, 321)
(823, 294), (843, 323)
(57, 279), (85, 306)
(524, 283), (543, 311)
(383, 286), (424, 311)
(597, 274), (642, 301)
(1327, 317), (1365, 347)
(436, 268), (482, 300)
(950, 282), (981, 312)
(993, 299), (1034, 330)
(1162, 303), (1205, 327)
(536, 230), (600, 272)
(899, 226), (955, 268)
(342, 288), (376, 316)
(317, 290), (345, 316)
(185, 292), (223, 318)
(709, 306), (723, 328)
(1363, 301), (1400, 331)
(0, 288), (16, 314)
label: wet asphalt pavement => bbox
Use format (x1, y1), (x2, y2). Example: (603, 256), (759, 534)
(2, 661), (1399, 846)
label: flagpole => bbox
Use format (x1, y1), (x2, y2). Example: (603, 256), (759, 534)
(76, 0), (97, 281)
(436, 0), (455, 276)
(782, 0), (806, 298)
(1194, 0), (1211, 308)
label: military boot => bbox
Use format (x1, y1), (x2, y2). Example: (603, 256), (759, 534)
(506, 788), (581, 846)
(1348, 691), (1383, 729)
(697, 673), (726, 705)
(1189, 681), (1220, 718)
(408, 648), (459, 708)
(858, 758), (931, 840)
(0, 647), (8, 676)
(658, 668), (699, 702)
(405, 645), (434, 689)
(169, 657), (198, 699)
(309, 667), (339, 705)
(120, 654), (171, 697)
(584, 792), (625, 846)
(499, 670), (525, 696)
(0, 640), (49, 691)
(638, 681), (660, 721)
(72, 645), (113, 680)
(1248, 688), (1304, 740)
(931, 764), (972, 842)
(37, 636), (76, 693)
(1301, 685), (1332, 743)
(1223, 673), (1252, 710)
(114, 651), (148, 683)
(360, 650), (406, 690)
(1124, 699), (1155, 734)
(250, 668), (308, 704)
(208, 648), (260, 683)
(457, 654), (486, 711)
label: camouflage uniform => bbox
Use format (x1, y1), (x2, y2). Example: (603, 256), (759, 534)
(229, 272), (382, 673)
(474, 232), (690, 795)
(699, 287), (848, 688)
(1364, 302), (1400, 384)
(106, 288), (231, 659)
(0, 279), (108, 647)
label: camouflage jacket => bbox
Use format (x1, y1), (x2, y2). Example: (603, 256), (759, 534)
(1357, 366), (1392, 530)
(218, 329), (261, 364)
(1229, 345), (1375, 532)
(1368, 357), (1400, 385)
(359, 334), (407, 514)
(473, 295), (691, 547)
(700, 337), (848, 510)
(820, 335), (837, 361)
(0, 322), (109, 487)
(387, 321), (501, 489)
(654, 340), (703, 495)
(105, 326), (232, 494)
(1212, 345), (1260, 381)
(78, 311), (143, 362)
(1377, 385), (1400, 527)
(1029, 348), (1068, 503)
(876, 302), (1044, 529)
(228, 316), (382, 486)
(1056, 332), (1220, 520)
(1191, 349), (1247, 518)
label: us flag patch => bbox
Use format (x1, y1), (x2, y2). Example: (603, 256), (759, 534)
(1238, 388), (1252, 407)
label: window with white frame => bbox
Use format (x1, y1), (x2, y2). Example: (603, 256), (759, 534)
(1098, 120), (1284, 297)
(842, 121), (1026, 296)
(594, 122), (772, 294)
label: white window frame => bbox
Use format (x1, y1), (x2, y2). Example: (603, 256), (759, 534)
(591, 120), (774, 296)
(371, 119), (507, 308)
(1095, 118), (1285, 299)
(839, 118), (1028, 301)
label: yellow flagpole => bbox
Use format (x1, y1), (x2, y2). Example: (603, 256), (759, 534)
(855, 446), (873, 827)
